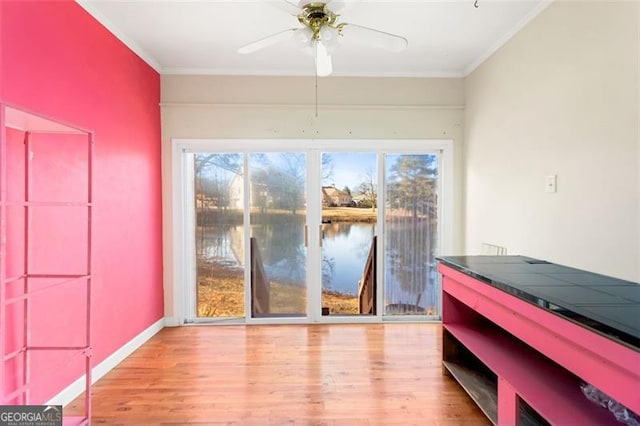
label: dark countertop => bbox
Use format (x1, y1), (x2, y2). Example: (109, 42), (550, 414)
(437, 255), (640, 350)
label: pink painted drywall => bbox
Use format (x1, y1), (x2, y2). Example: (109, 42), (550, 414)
(1, 0), (163, 403)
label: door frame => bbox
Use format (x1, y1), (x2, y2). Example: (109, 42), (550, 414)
(170, 138), (454, 325)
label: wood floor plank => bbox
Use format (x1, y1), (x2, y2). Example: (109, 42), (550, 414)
(65, 324), (490, 425)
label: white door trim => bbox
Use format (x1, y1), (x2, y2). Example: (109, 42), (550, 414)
(170, 139), (454, 325)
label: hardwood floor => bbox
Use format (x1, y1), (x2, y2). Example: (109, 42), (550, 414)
(66, 323), (490, 425)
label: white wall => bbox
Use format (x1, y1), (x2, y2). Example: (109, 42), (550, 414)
(160, 76), (466, 320)
(464, 1), (639, 281)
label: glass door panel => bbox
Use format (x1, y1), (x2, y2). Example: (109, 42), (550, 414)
(193, 153), (245, 318)
(249, 153), (307, 318)
(320, 152), (377, 316)
(384, 153), (439, 316)
(185, 141), (448, 323)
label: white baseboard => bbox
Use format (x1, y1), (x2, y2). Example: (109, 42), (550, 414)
(46, 318), (165, 407)
(163, 316), (181, 327)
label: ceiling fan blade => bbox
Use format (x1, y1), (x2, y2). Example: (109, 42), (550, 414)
(238, 28), (299, 54)
(322, 0), (351, 12)
(338, 23), (408, 53)
(315, 41), (333, 77)
(268, 0), (302, 15)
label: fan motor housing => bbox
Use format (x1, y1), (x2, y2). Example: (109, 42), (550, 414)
(298, 2), (337, 32)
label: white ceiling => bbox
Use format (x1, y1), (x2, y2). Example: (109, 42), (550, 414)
(77, 0), (550, 78)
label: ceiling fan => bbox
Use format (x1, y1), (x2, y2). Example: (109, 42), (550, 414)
(238, 0), (408, 77)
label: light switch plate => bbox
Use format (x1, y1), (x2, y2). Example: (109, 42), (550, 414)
(545, 175), (557, 193)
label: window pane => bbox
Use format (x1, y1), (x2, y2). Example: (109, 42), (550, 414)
(321, 152), (377, 316)
(384, 154), (439, 316)
(194, 153), (245, 318)
(249, 152), (307, 317)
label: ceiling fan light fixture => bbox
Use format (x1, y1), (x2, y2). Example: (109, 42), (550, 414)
(319, 25), (340, 51)
(295, 26), (314, 45)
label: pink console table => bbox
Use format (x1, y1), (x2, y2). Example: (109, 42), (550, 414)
(438, 256), (639, 425)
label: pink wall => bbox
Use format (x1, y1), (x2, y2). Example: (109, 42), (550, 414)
(1, 0), (163, 403)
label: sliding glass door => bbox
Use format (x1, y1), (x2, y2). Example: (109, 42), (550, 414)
(248, 152), (308, 318)
(178, 140), (450, 324)
(320, 152), (378, 317)
(384, 154), (439, 316)
(191, 151), (309, 321)
(193, 153), (245, 319)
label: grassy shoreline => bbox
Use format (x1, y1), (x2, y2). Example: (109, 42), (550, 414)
(198, 207), (378, 224)
(197, 261), (359, 317)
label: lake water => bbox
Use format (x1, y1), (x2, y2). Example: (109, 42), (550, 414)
(198, 218), (438, 313)
(321, 222), (375, 294)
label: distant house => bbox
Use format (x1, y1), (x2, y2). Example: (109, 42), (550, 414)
(228, 171), (271, 211)
(322, 185), (352, 207)
(351, 193), (367, 206)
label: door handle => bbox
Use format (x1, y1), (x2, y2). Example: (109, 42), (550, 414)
(304, 225), (308, 247)
(319, 225), (323, 247)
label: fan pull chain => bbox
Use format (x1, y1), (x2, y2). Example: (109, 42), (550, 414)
(315, 71), (319, 117)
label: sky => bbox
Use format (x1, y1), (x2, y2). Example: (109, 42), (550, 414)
(322, 152), (377, 192)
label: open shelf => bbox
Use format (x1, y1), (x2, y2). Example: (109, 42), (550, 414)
(438, 259), (639, 426)
(443, 360), (498, 424)
(4, 201), (93, 207)
(444, 322), (614, 425)
(443, 360), (547, 426)
(4, 105), (87, 134)
(1, 103), (93, 421)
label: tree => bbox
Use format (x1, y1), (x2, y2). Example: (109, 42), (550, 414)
(193, 153), (243, 257)
(250, 153), (306, 215)
(194, 153), (242, 210)
(277, 153), (306, 214)
(357, 167), (377, 210)
(322, 153), (334, 182)
(195, 153), (242, 178)
(386, 155), (438, 310)
(387, 155), (437, 219)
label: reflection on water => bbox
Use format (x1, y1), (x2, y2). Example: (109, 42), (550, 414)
(384, 219), (437, 314)
(321, 222), (374, 294)
(251, 213), (306, 285)
(197, 215), (438, 313)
